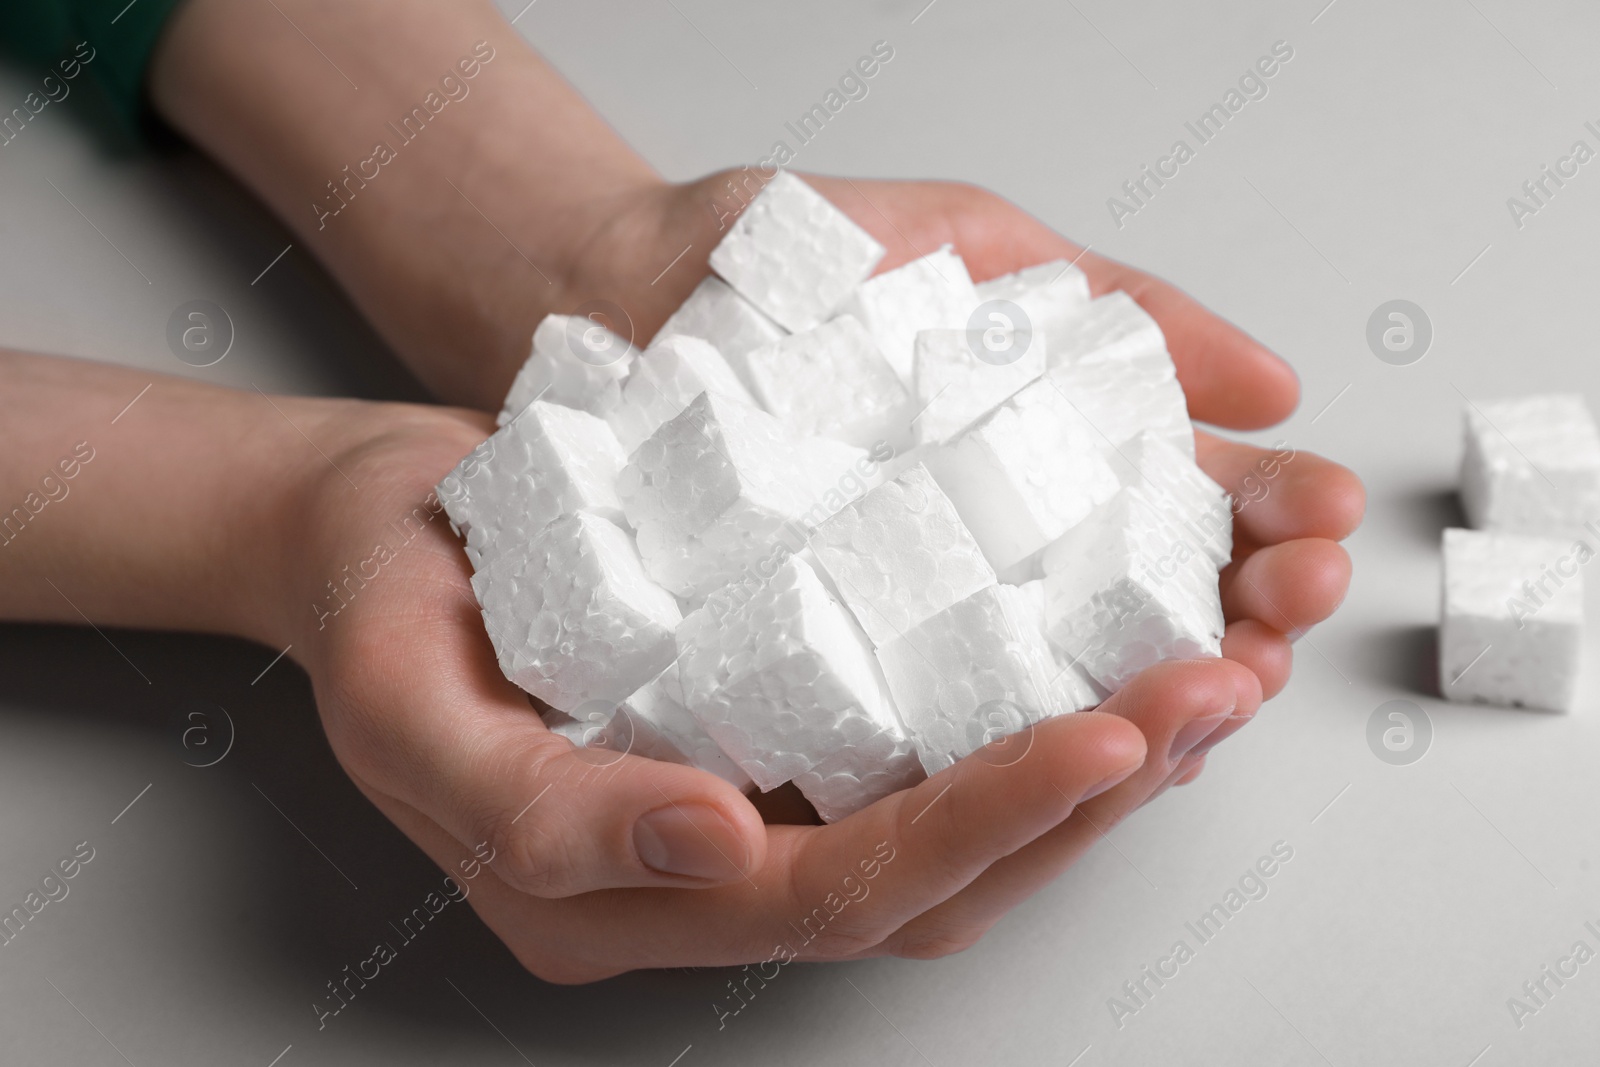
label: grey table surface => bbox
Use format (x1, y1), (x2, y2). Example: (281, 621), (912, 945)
(4, 0), (1600, 1063)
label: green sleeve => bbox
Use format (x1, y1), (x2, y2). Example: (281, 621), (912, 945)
(0, 0), (187, 131)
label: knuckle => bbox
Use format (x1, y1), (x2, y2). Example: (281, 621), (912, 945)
(479, 743), (584, 898)
(889, 918), (987, 961)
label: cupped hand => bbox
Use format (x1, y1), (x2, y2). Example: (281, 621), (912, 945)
(292, 171), (1362, 981)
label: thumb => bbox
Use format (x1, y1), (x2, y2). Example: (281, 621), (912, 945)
(328, 644), (767, 898)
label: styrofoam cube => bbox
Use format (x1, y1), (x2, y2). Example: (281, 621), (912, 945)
(923, 376), (1120, 574)
(617, 391), (862, 601)
(1113, 430), (1231, 567)
(1046, 291), (1166, 371)
(438, 400), (627, 569)
(808, 464), (996, 646)
(975, 259), (1092, 344)
(651, 275), (787, 394)
(744, 315), (912, 450)
(876, 584), (1096, 774)
(1440, 527), (1583, 711)
(1039, 487), (1223, 692)
(708, 171), (885, 332)
(840, 245), (980, 384)
(1460, 393), (1600, 534)
(795, 734), (926, 823)
(607, 335), (755, 453)
(911, 326), (1046, 445)
(1015, 578), (1113, 702)
(472, 511), (681, 715)
(499, 314), (637, 424)
(676, 555), (915, 806)
(596, 665), (753, 789)
(1045, 340), (1193, 458)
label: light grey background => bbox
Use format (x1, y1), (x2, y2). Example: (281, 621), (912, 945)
(3, 0), (1599, 1063)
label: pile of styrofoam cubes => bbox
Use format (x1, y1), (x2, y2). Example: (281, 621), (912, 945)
(438, 172), (1230, 821)
(1441, 394), (1600, 712)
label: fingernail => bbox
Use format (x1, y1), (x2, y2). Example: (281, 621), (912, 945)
(634, 804), (748, 880)
(1168, 707), (1234, 766)
(1078, 761), (1140, 804)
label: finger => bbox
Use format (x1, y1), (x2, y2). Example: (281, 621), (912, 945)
(772, 707), (1149, 960)
(500, 708), (1150, 972)
(1082, 254), (1300, 430)
(1221, 619), (1293, 700)
(331, 577), (767, 898)
(1176, 755), (1208, 785)
(1197, 434), (1366, 545)
(865, 659), (1258, 958)
(1221, 538), (1352, 636)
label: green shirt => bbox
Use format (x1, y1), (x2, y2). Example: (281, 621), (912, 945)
(0, 0), (185, 129)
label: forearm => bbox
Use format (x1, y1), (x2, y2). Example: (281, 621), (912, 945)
(147, 0), (662, 410)
(0, 351), (331, 648)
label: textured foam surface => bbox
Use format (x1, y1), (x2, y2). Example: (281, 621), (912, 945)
(618, 392), (860, 601)
(745, 315), (912, 450)
(794, 735), (926, 823)
(976, 259), (1092, 352)
(876, 584), (1094, 774)
(607, 335), (755, 453)
(808, 464), (996, 646)
(472, 512), (681, 715)
(1039, 487), (1223, 691)
(924, 376), (1121, 573)
(499, 314), (637, 424)
(651, 275), (787, 394)
(1115, 431), (1232, 568)
(1044, 291), (1168, 372)
(911, 327), (1046, 446)
(708, 171), (885, 332)
(1045, 335), (1193, 458)
(1460, 393), (1600, 533)
(840, 246), (980, 384)
(438, 400), (627, 569)
(596, 665), (754, 789)
(676, 555), (913, 805)
(1439, 527), (1583, 712)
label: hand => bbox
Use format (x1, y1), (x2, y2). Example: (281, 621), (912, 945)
(289, 173), (1361, 981)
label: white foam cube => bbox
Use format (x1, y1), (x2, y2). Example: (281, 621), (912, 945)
(840, 245), (980, 384)
(597, 665), (753, 789)
(1440, 527), (1583, 712)
(472, 511), (681, 715)
(1045, 339), (1193, 458)
(1015, 578), (1113, 702)
(676, 555), (917, 806)
(617, 391), (860, 601)
(1114, 430), (1231, 567)
(911, 326), (1046, 446)
(607, 335), (755, 453)
(651, 275), (787, 394)
(708, 171), (885, 332)
(876, 584), (1095, 774)
(808, 464), (995, 646)
(924, 376), (1120, 574)
(438, 401), (627, 569)
(744, 315), (912, 450)
(795, 734), (926, 823)
(1046, 291), (1166, 369)
(1039, 487), (1223, 692)
(1460, 393), (1600, 534)
(499, 314), (637, 424)
(976, 259), (1092, 344)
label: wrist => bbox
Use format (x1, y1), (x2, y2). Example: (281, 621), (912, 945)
(269, 400), (492, 675)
